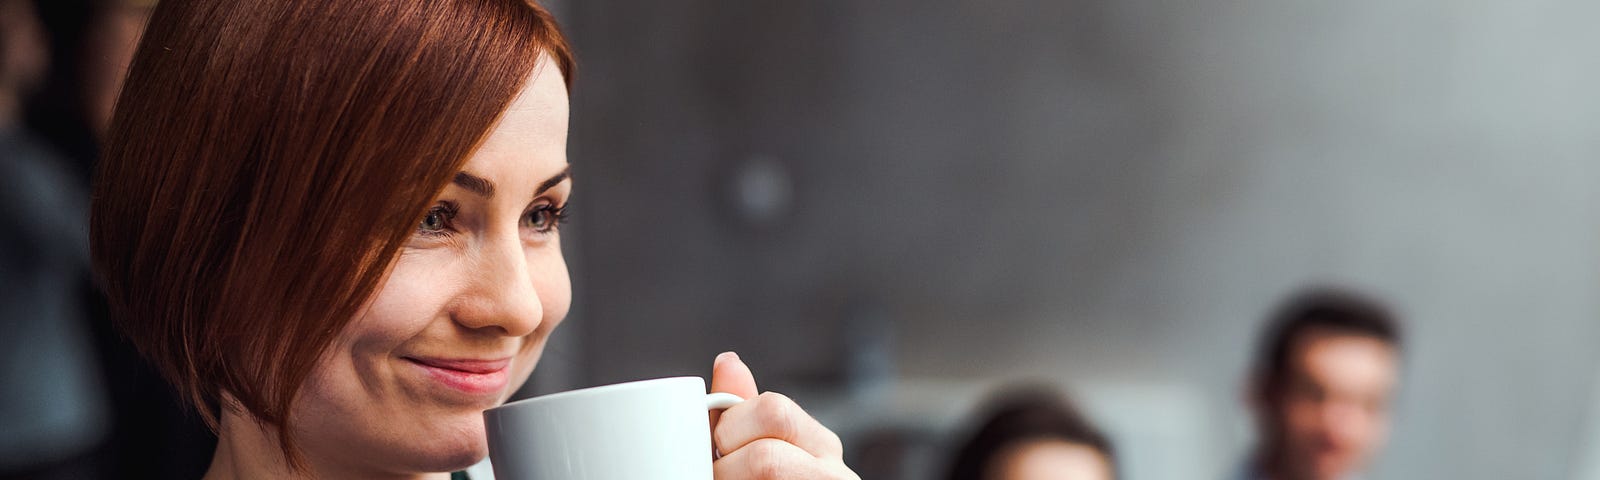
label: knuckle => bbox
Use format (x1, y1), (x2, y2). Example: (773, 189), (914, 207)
(712, 425), (729, 453)
(824, 428), (844, 454)
(757, 392), (800, 440)
(747, 439), (787, 479)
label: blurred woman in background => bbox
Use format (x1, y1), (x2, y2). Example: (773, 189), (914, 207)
(946, 385), (1116, 480)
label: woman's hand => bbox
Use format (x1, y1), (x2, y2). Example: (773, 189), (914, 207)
(709, 352), (860, 480)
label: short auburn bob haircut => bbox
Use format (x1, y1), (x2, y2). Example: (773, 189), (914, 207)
(91, 0), (573, 462)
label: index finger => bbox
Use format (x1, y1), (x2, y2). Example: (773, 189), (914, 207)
(714, 391), (845, 460)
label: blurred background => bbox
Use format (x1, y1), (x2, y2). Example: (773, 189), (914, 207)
(4, 0), (1600, 479)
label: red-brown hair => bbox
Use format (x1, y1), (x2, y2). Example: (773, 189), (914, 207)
(91, 0), (573, 466)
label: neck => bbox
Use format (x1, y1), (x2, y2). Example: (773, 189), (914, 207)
(205, 408), (450, 480)
(1252, 449), (1340, 480)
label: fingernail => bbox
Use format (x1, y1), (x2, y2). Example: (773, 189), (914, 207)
(715, 351), (739, 366)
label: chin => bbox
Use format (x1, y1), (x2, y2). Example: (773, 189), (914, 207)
(1311, 460), (1355, 480)
(444, 420), (494, 468)
(390, 415), (492, 473)
(397, 439), (488, 473)
(430, 445), (490, 473)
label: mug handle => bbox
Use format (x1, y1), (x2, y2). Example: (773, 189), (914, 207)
(706, 392), (745, 459)
(706, 392), (745, 410)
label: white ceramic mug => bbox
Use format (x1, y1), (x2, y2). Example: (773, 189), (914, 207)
(483, 376), (744, 480)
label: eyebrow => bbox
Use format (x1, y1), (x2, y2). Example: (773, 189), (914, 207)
(536, 165), (573, 194)
(452, 171), (496, 197)
(451, 165), (572, 199)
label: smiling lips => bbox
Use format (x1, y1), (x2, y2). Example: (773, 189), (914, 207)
(404, 356), (512, 396)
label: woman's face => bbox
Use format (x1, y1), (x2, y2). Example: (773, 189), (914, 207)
(291, 55), (572, 474)
(986, 440), (1114, 480)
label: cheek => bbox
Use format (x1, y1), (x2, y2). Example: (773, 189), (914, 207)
(350, 254), (462, 350)
(532, 248), (573, 324)
(311, 252), (465, 409)
(291, 253), (485, 466)
(504, 247), (572, 393)
(1352, 412), (1387, 445)
(1283, 398), (1318, 426)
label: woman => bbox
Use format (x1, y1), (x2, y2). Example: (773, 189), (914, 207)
(945, 385), (1116, 480)
(90, 1), (857, 478)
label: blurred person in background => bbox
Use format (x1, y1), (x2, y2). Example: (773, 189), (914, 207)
(1240, 288), (1402, 480)
(9, 0), (214, 478)
(945, 385), (1117, 480)
(25, 0), (155, 172)
(0, 0), (111, 477)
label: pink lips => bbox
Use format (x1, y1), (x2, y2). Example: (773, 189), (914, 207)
(404, 356), (511, 396)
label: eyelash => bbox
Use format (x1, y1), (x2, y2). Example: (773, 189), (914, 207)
(415, 201), (571, 238)
(417, 201), (459, 237)
(524, 204), (571, 234)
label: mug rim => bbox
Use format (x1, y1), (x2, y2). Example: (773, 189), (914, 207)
(489, 376), (706, 413)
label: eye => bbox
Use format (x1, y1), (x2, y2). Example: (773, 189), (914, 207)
(417, 202), (458, 236)
(523, 204), (569, 233)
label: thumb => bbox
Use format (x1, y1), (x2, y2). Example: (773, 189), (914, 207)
(710, 351), (758, 399)
(709, 351), (758, 442)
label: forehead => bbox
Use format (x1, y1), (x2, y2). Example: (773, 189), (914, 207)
(995, 440), (1113, 480)
(463, 54), (568, 177)
(1292, 331), (1399, 393)
(502, 54), (569, 119)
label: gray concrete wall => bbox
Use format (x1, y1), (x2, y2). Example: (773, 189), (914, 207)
(549, 1), (1600, 478)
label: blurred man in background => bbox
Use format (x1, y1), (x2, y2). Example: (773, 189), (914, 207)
(1242, 288), (1402, 480)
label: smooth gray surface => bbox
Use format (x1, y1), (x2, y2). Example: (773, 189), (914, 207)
(553, 1), (1600, 478)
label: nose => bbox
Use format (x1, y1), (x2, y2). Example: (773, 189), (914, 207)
(451, 233), (543, 337)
